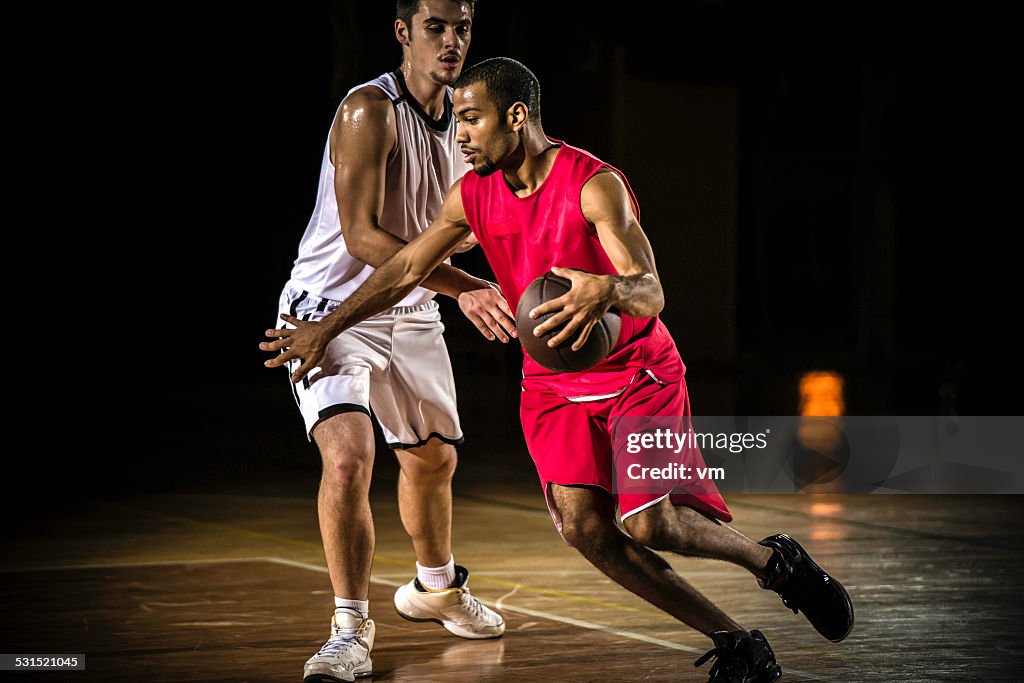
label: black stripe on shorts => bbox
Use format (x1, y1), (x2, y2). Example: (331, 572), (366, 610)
(289, 290), (309, 318)
(317, 403), (371, 422)
(386, 432), (465, 451)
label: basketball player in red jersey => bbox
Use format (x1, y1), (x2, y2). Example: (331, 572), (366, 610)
(263, 58), (854, 682)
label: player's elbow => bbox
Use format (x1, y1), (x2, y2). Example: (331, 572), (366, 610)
(636, 291), (665, 318)
(625, 283), (664, 319)
(632, 273), (664, 318)
(342, 225), (381, 266)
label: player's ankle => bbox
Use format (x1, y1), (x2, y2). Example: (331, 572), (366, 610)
(417, 556), (456, 590)
(334, 597), (369, 620)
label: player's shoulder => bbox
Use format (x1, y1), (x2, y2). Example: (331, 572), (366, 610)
(341, 85), (394, 115)
(580, 166), (637, 224)
(447, 176), (466, 204)
(333, 85), (396, 141)
(583, 167), (630, 197)
(558, 141), (606, 166)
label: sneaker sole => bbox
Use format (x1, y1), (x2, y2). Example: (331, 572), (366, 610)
(772, 534), (854, 643)
(303, 660), (372, 683)
(394, 605), (505, 639)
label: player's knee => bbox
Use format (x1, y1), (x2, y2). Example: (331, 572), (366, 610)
(623, 507), (671, 549)
(561, 515), (617, 556)
(399, 441), (457, 482)
(321, 448), (374, 489)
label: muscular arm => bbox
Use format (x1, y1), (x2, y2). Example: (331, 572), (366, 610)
(332, 87), (483, 298)
(262, 182), (495, 382)
(582, 170), (665, 317)
(531, 170), (665, 348)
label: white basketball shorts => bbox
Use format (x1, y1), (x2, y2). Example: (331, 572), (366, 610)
(276, 282), (463, 449)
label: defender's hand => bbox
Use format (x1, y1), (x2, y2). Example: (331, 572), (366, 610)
(260, 314), (331, 384)
(458, 283), (517, 343)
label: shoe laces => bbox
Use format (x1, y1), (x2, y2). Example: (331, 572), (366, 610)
(458, 590), (488, 619)
(317, 624), (369, 660)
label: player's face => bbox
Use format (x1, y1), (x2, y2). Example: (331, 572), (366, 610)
(454, 84), (519, 176)
(400, 0), (472, 86)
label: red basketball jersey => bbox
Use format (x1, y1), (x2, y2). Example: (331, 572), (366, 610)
(460, 141), (684, 397)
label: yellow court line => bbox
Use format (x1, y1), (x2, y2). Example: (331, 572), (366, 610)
(469, 574), (676, 620)
(102, 502), (675, 621)
(98, 502), (412, 568)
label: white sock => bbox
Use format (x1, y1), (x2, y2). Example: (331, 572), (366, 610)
(334, 597), (369, 619)
(417, 556), (456, 591)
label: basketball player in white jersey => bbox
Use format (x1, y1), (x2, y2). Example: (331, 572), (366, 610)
(274, 2), (513, 681)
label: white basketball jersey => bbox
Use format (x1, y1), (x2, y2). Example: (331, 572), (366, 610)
(289, 71), (471, 305)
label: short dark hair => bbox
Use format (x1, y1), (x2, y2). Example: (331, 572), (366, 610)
(396, 0), (476, 27)
(453, 57), (541, 122)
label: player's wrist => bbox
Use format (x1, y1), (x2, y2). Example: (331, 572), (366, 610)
(321, 308), (352, 338)
(609, 273), (660, 316)
(606, 274), (628, 309)
(452, 272), (492, 297)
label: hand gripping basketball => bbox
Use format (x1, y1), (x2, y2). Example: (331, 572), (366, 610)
(516, 268), (621, 372)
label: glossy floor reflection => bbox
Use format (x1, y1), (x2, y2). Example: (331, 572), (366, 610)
(5, 487), (1024, 681)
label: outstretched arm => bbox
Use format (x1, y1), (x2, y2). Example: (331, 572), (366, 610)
(530, 170), (665, 349)
(261, 181), (510, 382)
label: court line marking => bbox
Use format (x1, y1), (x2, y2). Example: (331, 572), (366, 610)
(95, 502), (414, 569)
(495, 584), (520, 610)
(266, 557), (824, 682)
(0, 557), (273, 573)
(95, 503), (699, 619)
(466, 574), (681, 617)
(0, 555), (823, 681)
(76, 503), (825, 678)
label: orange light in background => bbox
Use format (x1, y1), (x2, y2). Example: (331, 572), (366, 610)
(810, 526), (846, 542)
(798, 371), (845, 453)
(810, 503), (846, 542)
(810, 502), (844, 516)
(799, 371), (845, 417)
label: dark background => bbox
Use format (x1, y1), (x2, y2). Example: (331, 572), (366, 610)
(17, 2), (1015, 507)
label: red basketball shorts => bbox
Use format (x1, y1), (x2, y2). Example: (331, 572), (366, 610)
(520, 370), (732, 538)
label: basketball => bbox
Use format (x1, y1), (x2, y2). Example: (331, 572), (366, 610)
(516, 271), (622, 372)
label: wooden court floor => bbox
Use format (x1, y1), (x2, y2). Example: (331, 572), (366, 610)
(5, 472), (1024, 682)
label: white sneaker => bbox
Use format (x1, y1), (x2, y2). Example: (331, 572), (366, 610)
(393, 565), (505, 639)
(302, 608), (374, 682)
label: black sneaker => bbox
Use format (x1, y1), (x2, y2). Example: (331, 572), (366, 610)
(758, 533), (854, 642)
(694, 629), (782, 683)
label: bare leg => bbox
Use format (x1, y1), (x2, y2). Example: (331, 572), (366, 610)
(551, 484), (742, 635)
(622, 497), (774, 579)
(394, 439), (456, 567)
(312, 412), (376, 600)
